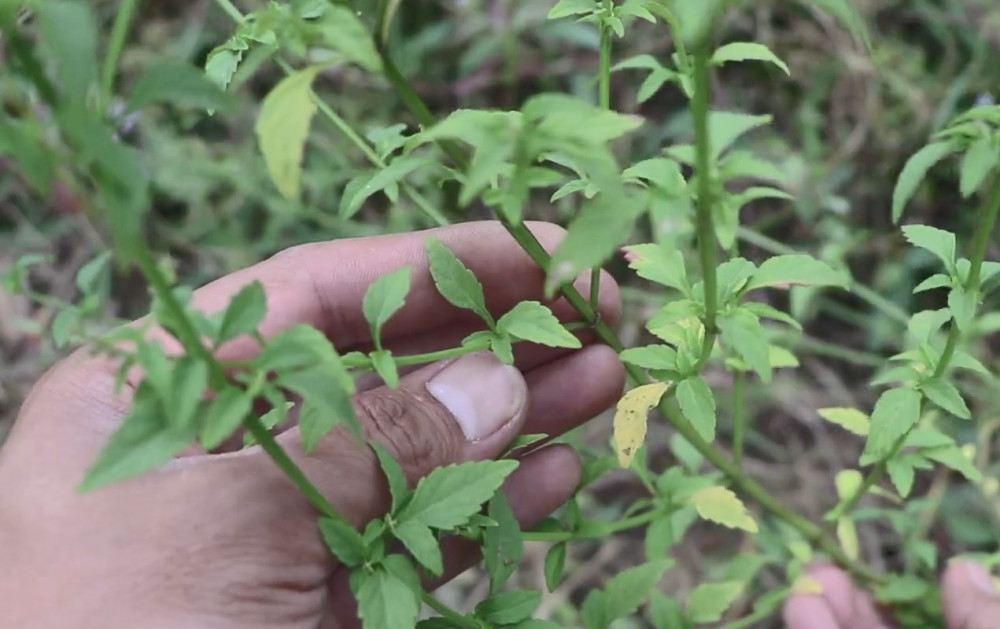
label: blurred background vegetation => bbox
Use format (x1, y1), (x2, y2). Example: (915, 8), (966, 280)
(3, 0), (1000, 626)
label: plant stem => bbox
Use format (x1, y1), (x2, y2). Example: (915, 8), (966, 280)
(523, 508), (663, 542)
(421, 592), (475, 628)
(733, 371), (746, 468)
(691, 47), (718, 336)
(213, 0), (246, 23)
(590, 0), (614, 312)
(101, 0), (140, 106)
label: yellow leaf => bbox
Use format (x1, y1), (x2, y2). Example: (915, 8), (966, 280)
(613, 382), (670, 467)
(689, 486), (758, 533)
(837, 517), (860, 560)
(834, 469), (863, 501)
(255, 66), (323, 199)
(817, 407), (869, 436)
(792, 574), (825, 596)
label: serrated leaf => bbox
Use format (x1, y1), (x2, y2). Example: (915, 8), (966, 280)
(625, 243), (689, 294)
(341, 157), (430, 218)
(746, 255), (847, 291)
(613, 382), (671, 467)
(394, 520), (442, 576)
(601, 560), (673, 624)
(484, 493), (522, 594)
(373, 443), (409, 513)
(893, 142), (957, 222)
(476, 590), (541, 625)
(200, 386), (252, 450)
(319, 517), (367, 567)
(902, 225), (956, 271)
(205, 44), (243, 91)
(363, 268), (412, 344)
(355, 563), (420, 629)
(706, 111), (773, 159)
(426, 238), (491, 324)
(620, 345), (679, 371)
(689, 486), (758, 532)
(863, 388), (923, 460)
(887, 457), (917, 497)
(687, 581), (743, 623)
(921, 378), (971, 419)
(677, 376), (716, 442)
(497, 301), (581, 348)
(255, 66), (322, 199)
(398, 460), (518, 530)
(218, 281), (267, 343)
(818, 407), (870, 436)
(711, 42), (789, 74)
(718, 309), (772, 382)
(960, 136), (999, 198)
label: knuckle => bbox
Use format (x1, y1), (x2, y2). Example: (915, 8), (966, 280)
(353, 389), (463, 480)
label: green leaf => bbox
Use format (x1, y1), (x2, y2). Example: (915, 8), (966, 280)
(876, 575), (932, 604)
(688, 581), (743, 623)
(316, 6), (383, 72)
(548, 0), (596, 19)
(721, 151), (787, 184)
(949, 286), (977, 332)
(711, 42), (789, 75)
(863, 388), (923, 460)
(892, 142), (957, 222)
(36, 1), (98, 100)
(79, 386), (197, 492)
(718, 309), (772, 382)
(319, 517), (367, 567)
(746, 255), (847, 291)
(544, 542), (567, 591)
(200, 386), (253, 450)
(398, 460), (519, 530)
(279, 366), (358, 453)
(393, 520), (442, 576)
(497, 301), (581, 348)
(355, 563), (420, 629)
(341, 157), (431, 219)
(689, 486), (758, 533)
(205, 43), (244, 91)
(218, 281), (268, 344)
(620, 345), (679, 371)
(363, 268), (412, 344)
(914, 274), (952, 293)
(902, 225), (956, 271)
(169, 358), (207, 430)
(921, 378), (971, 419)
(649, 593), (688, 629)
(960, 136), (999, 198)
(923, 444), (982, 483)
(625, 244), (689, 294)
(128, 61), (232, 112)
(818, 407), (870, 436)
(744, 302), (802, 330)
(706, 111), (773, 159)
(715, 258), (757, 302)
(600, 560), (673, 625)
(677, 377), (716, 442)
(483, 493), (523, 594)
(887, 457), (917, 498)
(371, 443), (410, 514)
(371, 350), (400, 389)
(476, 590), (541, 625)
(426, 238), (492, 324)
(255, 66), (323, 199)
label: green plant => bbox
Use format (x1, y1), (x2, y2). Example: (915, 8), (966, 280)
(4, 0), (1000, 627)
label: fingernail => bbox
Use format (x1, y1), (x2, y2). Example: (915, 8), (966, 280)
(426, 352), (526, 441)
(961, 562), (998, 596)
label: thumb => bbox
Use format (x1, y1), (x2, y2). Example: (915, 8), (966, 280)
(942, 561), (1000, 629)
(279, 351), (529, 525)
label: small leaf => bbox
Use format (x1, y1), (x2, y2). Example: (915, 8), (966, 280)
(902, 225), (956, 271)
(548, 0), (596, 19)
(497, 301), (581, 348)
(476, 590), (541, 625)
(363, 268), (412, 344)
(746, 255), (847, 291)
(711, 42), (789, 74)
(601, 560), (673, 625)
(625, 244), (689, 294)
(620, 345), (678, 371)
(341, 158), (430, 218)
(818, 407), (870, 436)
(544, 542), (567, 591)
(887, 457), (917, 498)
(255, 66), (323, 199)
(914, 274), (952, 293)
(319, 517), (367, 567)
(483, 493), (522, 594)
(371, 443), (409, 514)
(921, 378), (971, 419)
(705, 111), (773, 159)
(689, 486), (758, 533)
(398, 461), (519, 530)
(371, 350), (400, 389)
(892, 142), (957, 222)
(923, 444), (982, 483)
(426, 238), (491, 324)
(688, 581), (744, 623)
(876, 576), (932, 604)
(394, 520), (442, 576)
(960, 136), (999, 198)
(613, 382), (671, 467)
(718, 309), (772, 382)
(218, 281), (267, 343)
(863, 388), (923, 461)
(316, 6), (383, 72)
(677, 376), (716, 442)
(201, 387), (253, 450)
(949, 286), (977, 332)
(355, 563), (420, 629)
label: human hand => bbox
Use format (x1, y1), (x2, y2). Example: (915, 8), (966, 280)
(783, 562), (1000, 629)
(0, 221), (625, 629)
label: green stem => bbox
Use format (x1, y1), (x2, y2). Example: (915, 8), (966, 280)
(590, 0), (613, 313)
(135, 248), (344, 521)
(421, 592), (475, 628)
(213, 0), (246, 23)
(101, 0), (140, 106)
(523, 508), (663, 542)
(965, 175), (1000, 290)
(691, 47), (718, 335)
(733, 371), (746, 469)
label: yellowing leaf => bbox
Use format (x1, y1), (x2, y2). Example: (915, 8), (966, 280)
(614, 382), (670, 467)
(818, 407), (870, 436)
(689, 486), (758, 533)
(792, 574), (825, 596)
(255, 66), (323, 199)
(834, 470), (863, 501)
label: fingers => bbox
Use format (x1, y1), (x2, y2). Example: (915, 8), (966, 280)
(941, 561), (1000, 629)
(783, 564), (887, 629)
